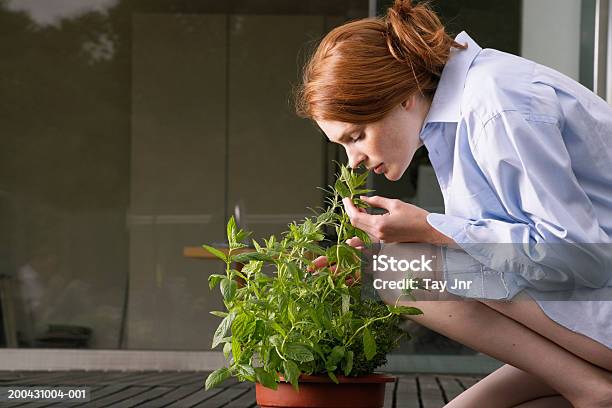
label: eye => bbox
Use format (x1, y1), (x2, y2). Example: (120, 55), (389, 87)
(351, 132), (364, 143)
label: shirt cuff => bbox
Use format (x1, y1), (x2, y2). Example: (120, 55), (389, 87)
(426, 213), (469, 243)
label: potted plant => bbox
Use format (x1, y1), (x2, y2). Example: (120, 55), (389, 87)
(204, 165), (422, 408)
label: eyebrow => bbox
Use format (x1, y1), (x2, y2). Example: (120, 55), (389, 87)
(315, 123), (361, 143)
(335, 126), (361, 143)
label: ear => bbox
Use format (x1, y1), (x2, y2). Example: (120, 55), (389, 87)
(400, 94), (417, 111)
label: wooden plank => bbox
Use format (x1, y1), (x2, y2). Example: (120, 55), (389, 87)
(159, 372), (211, 386)
(395, 375), (419, 408)
(124, 371), (200, 386)
(171, 371), (212, 387)
(1, 371), (88, 385)
(417, 375), (445, 408)
(456, 375), (480, 390)
(163, 387), (227, 408)
(192, 386), (251, 407)
(72, 384), (132, 406)
(130, 385), (202, 408)
(71, 371), (146, 385)
(80, 386), (153, 407)
(383, 378), (396, 408)
(0, 371), (50, 383)
(103, 385), (173, 408)
(54, 371), (131, 385)
(179, 372), (246, 388)
(96, 371), (174, 386)
(70, 384), (138, 407)
(437, 376), (465, 403)
(97, 371), (169, 385)
(223, 386), (256, 408)
(28, 371), (109, 386)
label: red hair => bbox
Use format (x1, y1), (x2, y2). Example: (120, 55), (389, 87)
(295, 0), (467, 124)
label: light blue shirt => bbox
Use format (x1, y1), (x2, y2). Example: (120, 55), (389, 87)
(420, 32), (612, 298)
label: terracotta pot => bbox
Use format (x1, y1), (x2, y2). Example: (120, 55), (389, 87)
(256, 373), (396, 408)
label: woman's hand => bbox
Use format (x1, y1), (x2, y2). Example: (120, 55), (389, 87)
(307, 237), (366, 285)
(342, 196), (454, 245)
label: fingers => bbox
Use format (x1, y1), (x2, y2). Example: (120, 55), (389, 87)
(342, 198), (378, 232)
(359, 195), (396, 211)
(307, 256), (328, 272)
(345, 269), (361, 286)
(307, 256), (338, 274)
(346, 236), (365, 250)
(307, 249), (360, 287)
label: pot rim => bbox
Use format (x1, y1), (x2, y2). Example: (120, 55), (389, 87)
(275, 372), (396, 384)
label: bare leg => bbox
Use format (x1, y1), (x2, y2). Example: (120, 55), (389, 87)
(513, 396), (573, 408)
(398, 300), (612, 408)
(445, 364), (571, 408)
(481, 292), (612, 371)
(372, 244), (612, 406)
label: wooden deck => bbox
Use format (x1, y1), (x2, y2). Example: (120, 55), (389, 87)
(0, 371), (482, 407)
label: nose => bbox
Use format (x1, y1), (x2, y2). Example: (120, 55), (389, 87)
(346, 148), (367, 169)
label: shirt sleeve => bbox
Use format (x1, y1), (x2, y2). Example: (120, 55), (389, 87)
(427, 110), (611, 291)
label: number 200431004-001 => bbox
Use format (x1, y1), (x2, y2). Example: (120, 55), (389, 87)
(0, 387), (91, 402)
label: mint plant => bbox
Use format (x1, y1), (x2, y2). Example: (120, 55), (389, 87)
(204, 165), (422, 391)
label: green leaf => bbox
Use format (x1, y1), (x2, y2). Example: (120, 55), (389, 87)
(237, 364), (256, 381)
(208, 274), (226, 290)
(285, 262), (301, 280)
(203, 245), (227, 262)
(285, 344), (314, 362)
(234, 252), (274, 263)
(327, 371), (339, 384)
(356, 170), (369, 187)
(303, 243), (326, 256)
(270, 322), (286, 337)
(212, 313), (235, 348)
(334, 178), (351, 198)
(353, 188), (374, 195)
(235, 229), (251, 244)
(232, 313), (255, 340)
(340, 165), (351, 184)
(209, 310), (228, 318)
(223, 342), (232, 359)
(343, 350), (354, 376)
(362, 326), (376, 361)
(283, 360), (301, 390)
(326, 345), (345, 372)
(252, 319), (265, 342)
(232, 337), (242, 363)
(227, 216), (237, 243)
(220, 278), (237, 301)
(205, 367), (231, 390)
(387, 305), (423, 316)
(255, 367), (278, 390)
(354, 229), (371, 245)
(318, 305), (333, 331)
(326, 272), (335, 288)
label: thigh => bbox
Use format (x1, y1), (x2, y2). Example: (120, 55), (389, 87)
(481, 292), (612, 372)
(445, 364), (558, 408)
(512, 395), (573, 408)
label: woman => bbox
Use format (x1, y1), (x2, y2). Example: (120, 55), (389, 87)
(297, 1), (612, 407)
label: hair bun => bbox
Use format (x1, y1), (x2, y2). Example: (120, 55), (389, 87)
(391, 0), (414, 18)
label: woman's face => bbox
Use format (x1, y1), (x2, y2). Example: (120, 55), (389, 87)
(316, 95), (430, 181)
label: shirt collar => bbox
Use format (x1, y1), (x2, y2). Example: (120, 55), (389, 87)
(421, 31), (482, 128)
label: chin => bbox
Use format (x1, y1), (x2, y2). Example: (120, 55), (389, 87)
(385, 171), (401, 181)
(384, 164), (408, 181)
